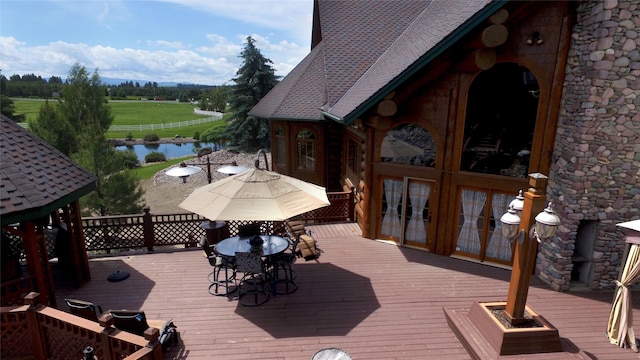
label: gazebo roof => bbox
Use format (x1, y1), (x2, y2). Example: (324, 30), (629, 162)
(249, 0), (500, 124)
(0, 114), (97, 226)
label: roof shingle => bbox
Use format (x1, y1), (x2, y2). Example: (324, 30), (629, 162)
(250, 0), (497, 123)
(1, 114), (96, 225)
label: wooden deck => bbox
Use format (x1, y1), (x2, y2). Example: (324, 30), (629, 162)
(53, 223), (639, 360)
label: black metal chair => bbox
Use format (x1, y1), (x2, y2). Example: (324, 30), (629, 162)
(235, 251), (270, 306)
(269, 236), (298, 295)
(200, 236), (237, 296)
(65, 298), (103, 322)
(109, 309), (178, 350)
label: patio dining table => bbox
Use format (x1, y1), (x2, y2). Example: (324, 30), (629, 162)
(215, 235), (290, 257)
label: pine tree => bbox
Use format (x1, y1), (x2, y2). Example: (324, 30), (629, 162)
(31, 63), (145, 216)
(225, 36), (279, 151)
(28, 99), (75, 155)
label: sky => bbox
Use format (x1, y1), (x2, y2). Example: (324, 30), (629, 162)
(0, 0), (314, 86)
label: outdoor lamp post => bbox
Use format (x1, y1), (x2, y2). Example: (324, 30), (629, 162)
(499, 172), (560, 324)
(445, 173), (577, 357)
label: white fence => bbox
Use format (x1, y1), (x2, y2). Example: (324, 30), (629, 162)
(109, 115), (222, 132)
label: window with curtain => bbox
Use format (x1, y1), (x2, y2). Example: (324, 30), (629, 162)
(275, 126), (285, 166)
(296, 129), (316, 171)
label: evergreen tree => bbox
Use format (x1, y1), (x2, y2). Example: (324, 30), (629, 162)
(59, 63), (114, 137)
(0, 73), (26, 121)
(224, 36), (279, 151)
(31, 63), (145, 216)
(28, 99), (74, 155)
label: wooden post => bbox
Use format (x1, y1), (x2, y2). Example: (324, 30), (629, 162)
(143, 207), (155, 251)
(504, 173), (548, 324)
(21, 222), (54, 306)
(24, 292), (47, 360)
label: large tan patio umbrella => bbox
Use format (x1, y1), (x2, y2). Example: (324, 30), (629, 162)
(178, 167), (330, 221)
(607, 219), (640, 352)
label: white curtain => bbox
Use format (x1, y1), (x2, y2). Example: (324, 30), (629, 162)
(486, 193), (512, 261)
(456, 189), (487, 255)
(380, 179), (402, 238)
(405, 181), (431, 244)
(607, 243), (640, 352)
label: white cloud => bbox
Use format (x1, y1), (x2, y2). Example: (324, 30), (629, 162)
(0, 0), (313, 85)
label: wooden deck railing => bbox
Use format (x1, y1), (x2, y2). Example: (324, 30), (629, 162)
(81, 190), (355, 252)
(0, 292), (162, 360)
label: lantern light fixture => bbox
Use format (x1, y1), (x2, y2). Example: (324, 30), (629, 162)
(500, 192), (561, 243)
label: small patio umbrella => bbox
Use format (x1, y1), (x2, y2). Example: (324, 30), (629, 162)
(607, 219), (640, 352)
(178, 167), (330, 221)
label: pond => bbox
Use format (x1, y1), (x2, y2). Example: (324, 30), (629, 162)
(115, 142), (222, 162)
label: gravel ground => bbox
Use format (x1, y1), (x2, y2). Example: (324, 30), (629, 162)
(140, 149), (270, 215)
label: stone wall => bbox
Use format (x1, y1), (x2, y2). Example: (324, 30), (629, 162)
(542, 0), (640, 291)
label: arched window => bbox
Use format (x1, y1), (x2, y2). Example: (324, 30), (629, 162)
(275, 126), (285, 166)
(296, 128), (315, 171)
(380, 123), (436, 167)
(461, 63), (539, 177)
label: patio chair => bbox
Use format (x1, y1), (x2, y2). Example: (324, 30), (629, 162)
(108, 309), (178, 350)
(235, 251), (269, 306)
(285, 219), (321, 260)
(200, 236), (237, 296)
(65, 298), (103, 322)
(269, 236), (298, 295)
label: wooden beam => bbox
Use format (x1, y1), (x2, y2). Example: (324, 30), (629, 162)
(376, 99), (397, 117)
(466, 24), (509, 49)
(489, 8), (509, 24)
(456, 48), (496, 73)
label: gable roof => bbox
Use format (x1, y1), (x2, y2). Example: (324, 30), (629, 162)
(250, 0), (501, 124)
(1, 115), (97, 226)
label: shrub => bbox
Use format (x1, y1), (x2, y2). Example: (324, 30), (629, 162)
(115, 149), (140, 169)
(145, 151), (166, 163)
(143, 133), (160, 142)
(125, 132), (134, 141)
(193, 131), (200, 141)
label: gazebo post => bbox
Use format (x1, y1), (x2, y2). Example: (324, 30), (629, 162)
(21, 220), (55, 307)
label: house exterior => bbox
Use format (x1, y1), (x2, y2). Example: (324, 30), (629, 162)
(250, 0), (640, 291)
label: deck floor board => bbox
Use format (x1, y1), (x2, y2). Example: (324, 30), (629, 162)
(54, 223), (639, 359)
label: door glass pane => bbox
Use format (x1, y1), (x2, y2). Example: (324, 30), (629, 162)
(404, 180), (431, 245)
(275, 126), (285, 166)
(296, 129), (315, 170)
(380, 178), (403, 239)
(485, 193), (513, 262)
(455, 189), (487, 256)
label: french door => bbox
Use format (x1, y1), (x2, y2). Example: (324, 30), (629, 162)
(379, 177), (437, 250)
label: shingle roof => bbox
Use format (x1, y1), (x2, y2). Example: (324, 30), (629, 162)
(1, 114), (96, 225)
(250, 0), (498, 123)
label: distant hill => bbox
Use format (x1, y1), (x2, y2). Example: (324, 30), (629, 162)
(101, 77), (215, 88)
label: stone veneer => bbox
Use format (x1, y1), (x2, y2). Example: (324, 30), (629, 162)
(542, 0), (640, 291)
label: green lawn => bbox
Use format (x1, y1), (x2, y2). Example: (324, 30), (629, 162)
(132, 157), (191, 180)
(12, 98), (229, 139)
